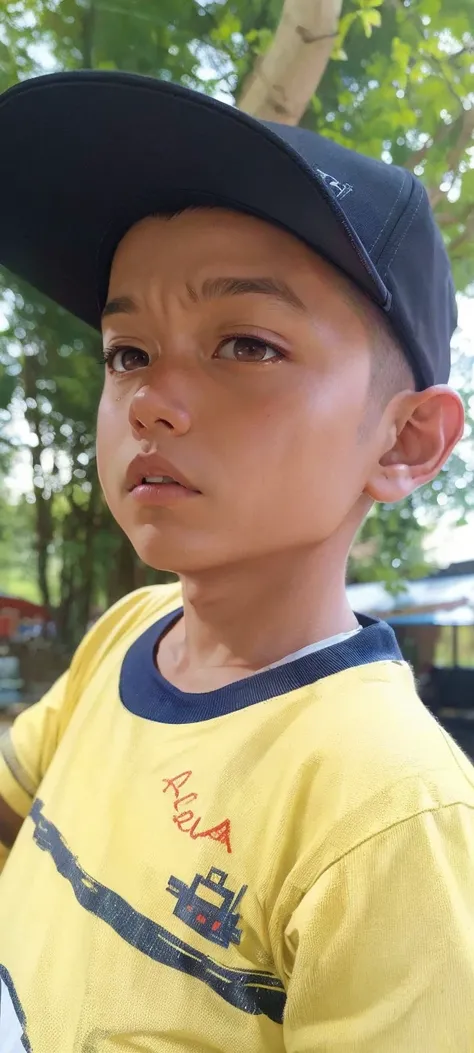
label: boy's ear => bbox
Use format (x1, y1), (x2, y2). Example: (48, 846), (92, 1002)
(364, 386), (465, 504)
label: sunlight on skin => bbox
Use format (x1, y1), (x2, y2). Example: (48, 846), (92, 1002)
(94, 208), (463, 688)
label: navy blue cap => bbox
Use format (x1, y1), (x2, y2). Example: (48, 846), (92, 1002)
(0, 71), (456, 388)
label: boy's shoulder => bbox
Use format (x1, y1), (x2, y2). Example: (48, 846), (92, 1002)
(282, 659), (474, 875)
(294, 657), (474, 796)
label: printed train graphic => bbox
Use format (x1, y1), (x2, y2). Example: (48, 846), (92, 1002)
(167, 867), (247, 949)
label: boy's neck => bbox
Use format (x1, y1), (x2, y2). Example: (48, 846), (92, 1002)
(157, 546), (359, 694)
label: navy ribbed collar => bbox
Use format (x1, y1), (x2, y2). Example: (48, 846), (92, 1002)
(119, 609), (402, 724)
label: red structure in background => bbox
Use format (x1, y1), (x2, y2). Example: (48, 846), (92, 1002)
(0, 595), (48, 640)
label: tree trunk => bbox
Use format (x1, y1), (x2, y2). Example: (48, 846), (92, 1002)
(56, 498), (82, 646)
(76, 480), (100, 633)
(82, 1), (96, 68)
(57, 556), (74, 645)
(427, 107), (474, 209)
(35, 494), (53, 613)
(22, 354), (53, 611)
(107, 532), (139, 606)
(238, 0), (343, 124)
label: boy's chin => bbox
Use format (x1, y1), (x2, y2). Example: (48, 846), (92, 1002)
(126, 523), (229, 577)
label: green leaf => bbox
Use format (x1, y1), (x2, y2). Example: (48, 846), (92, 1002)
(210, 10), (241, 45)
(364, 9), (382, 27)
(336, 10), (357, 46)
(358, 8), (382, 37)
(392, 36), (411, 74)
(417, 0), (442, 16)
(332, 46), (348, 61)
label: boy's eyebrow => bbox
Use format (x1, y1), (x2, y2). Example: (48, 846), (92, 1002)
(189, 276), (307, 312)
(101, 278), (307, 318)
(102, 295), (138, 318)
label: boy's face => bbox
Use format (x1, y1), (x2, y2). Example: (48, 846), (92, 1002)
(96, 209), (417, 573)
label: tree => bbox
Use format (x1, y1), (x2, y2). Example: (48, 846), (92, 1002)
(0, 492), (38, 601)
(0, 0), (473, 644)
(238, 0), (344, 122)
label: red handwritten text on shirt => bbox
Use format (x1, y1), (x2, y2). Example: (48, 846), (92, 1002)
(162, 771), (232, 854)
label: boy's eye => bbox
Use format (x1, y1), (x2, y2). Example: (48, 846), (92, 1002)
(215, 336), (283, 363)
(103, 346), (149, 373)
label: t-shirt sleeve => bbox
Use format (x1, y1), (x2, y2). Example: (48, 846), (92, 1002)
(282, 803), (474, 1052)
(0, 583), (179, 867)
(0, 672), (69, 822)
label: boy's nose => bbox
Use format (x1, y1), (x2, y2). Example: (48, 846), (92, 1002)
(129, 384), (192, 437)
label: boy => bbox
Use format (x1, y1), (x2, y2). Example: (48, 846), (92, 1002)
(0, 71), (472, 1052)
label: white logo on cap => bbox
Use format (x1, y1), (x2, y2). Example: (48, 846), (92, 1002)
(316, 168), (353, 200)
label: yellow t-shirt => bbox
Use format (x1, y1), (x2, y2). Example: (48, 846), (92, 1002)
(0, 584), (473, 1052)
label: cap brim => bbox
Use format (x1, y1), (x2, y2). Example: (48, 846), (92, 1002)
(0, 72), (388, 328)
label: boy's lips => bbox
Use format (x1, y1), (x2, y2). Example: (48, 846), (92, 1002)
(125, 454), (201, 494)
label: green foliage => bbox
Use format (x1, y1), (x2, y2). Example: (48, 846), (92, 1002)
(312, 0), (474, 291)
(0, 493), (38, 601)
(349, 498), (429, 592)
(0, 0), (473, 639)
(336, 0), (383, 56)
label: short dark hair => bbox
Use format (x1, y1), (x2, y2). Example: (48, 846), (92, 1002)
(367, 306), (415, 404)
(330, 266), (415, 403)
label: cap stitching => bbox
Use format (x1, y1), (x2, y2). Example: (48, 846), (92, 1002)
(368, 176), (406, 257)
(380, 189), (423, 277)
(3, 72), (393, 323)
(3, 72), (385, 301)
